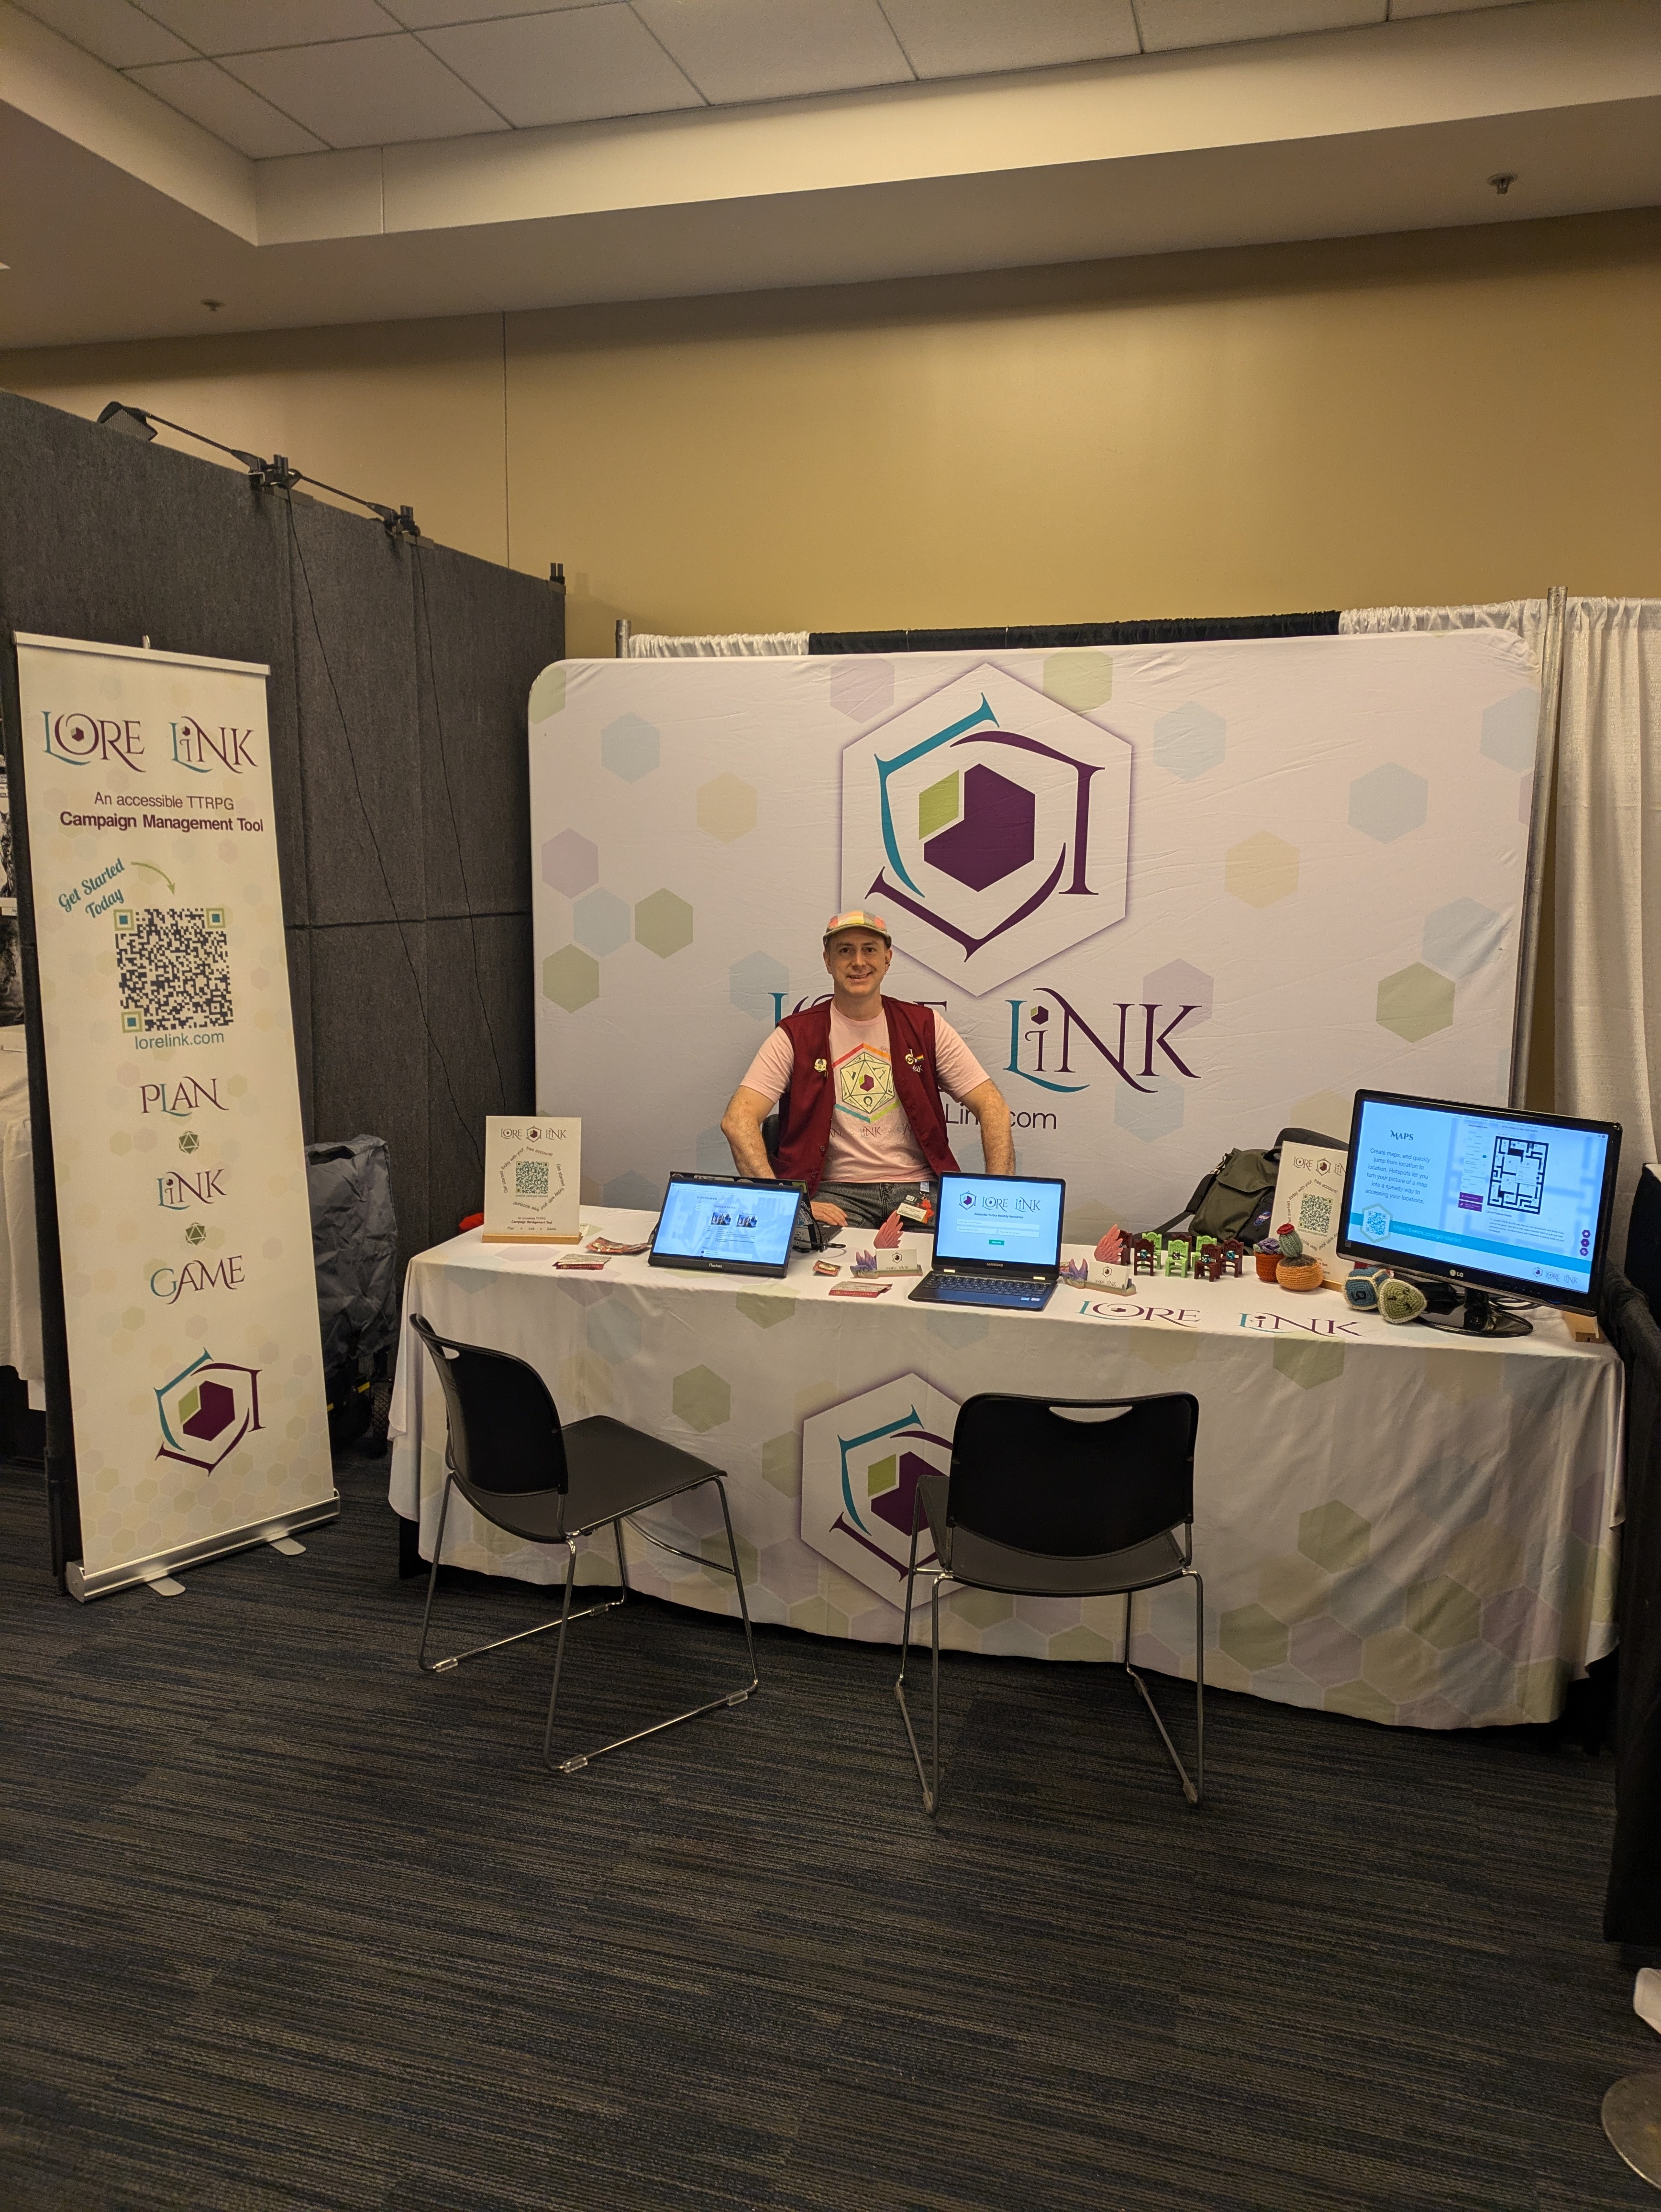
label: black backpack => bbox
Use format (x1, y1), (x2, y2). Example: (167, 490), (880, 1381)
(1156, 1128), (1345, 1247)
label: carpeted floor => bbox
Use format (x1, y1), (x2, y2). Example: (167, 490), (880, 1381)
(2, 1451), (1658, 2212)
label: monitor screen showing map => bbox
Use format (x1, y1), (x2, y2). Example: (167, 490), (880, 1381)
(1337, 1092), (1620, 1308)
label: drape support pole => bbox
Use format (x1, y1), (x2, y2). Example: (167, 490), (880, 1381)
(1509, 584), (1567, 1106)
(616, 618), (631, 661)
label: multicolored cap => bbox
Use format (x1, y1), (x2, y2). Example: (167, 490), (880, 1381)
(823, 909), (892, 945)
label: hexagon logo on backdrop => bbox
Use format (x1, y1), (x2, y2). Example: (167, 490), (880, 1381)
(155, 1350), (263, 1473)
(840, 665), (1132, 995)
(800, 1373), (959, 1605)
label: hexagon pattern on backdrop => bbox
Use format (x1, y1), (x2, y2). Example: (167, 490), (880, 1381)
(697, 773), (758, 843)
(541, 829), (598, 897)
(1152, 702), (1226, 781)
(829, 659), (894, 723)
(1114, 1072), (1185, 1143)
(1225, 831), (1299, 907)
(1422, 897), (1502, 980)
(543, 945), (599, 1011)
(601, 712), (660, 782)
(1349, 763), (1428, 843)
(573, 887), (631, 958)
(1481, 689), (1538, 771)
(635, 889), (694, 957)
(1377, 962), (1455, 1042)
(730, 950), (788, 1023)
(1041, 649), (1113, 712)
(1142, 958), (1214, 1026)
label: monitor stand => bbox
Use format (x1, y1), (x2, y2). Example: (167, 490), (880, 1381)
(1419, 1285), (1532, 1338)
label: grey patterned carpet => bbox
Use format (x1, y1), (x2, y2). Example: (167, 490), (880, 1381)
(3, 1452), (1658, 2212)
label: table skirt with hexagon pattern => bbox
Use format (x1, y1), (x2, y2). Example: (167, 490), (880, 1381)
(388, 1214), (1622, 1729)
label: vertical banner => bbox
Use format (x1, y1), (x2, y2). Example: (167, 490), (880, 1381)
(10, 634), (333, 1598)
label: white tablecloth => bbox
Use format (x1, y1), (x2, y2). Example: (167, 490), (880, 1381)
(388, 1210), (1622, 1730)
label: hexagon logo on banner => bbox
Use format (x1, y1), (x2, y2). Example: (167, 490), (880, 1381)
(840, 664), (1132, 995)
(799, 1372), (959, 1605)
(155, 1350), (263, 1474)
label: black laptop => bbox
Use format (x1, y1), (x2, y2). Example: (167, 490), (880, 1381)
(908, 1172), (1065, 1312)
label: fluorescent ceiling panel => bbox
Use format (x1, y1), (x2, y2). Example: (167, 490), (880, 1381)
(881, 0), (1139, 79)
(423, 7), (703, 127)
(631, 0), (913, 105)
(382, 0), (608, 22)
(12, 0), (192, 66)
(1135, 0), (1384, 50)
(224, 33), (509, 146)
(143, 0), (402, 54)
(126, 57), (326, 156)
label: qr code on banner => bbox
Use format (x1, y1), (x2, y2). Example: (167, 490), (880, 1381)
(115, 907), (233, 1035)
(1298, 1192), (1334, 1238)
(516, 1159), (550, 1198)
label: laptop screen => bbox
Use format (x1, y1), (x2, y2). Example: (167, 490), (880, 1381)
(932, 1174), (1065, 1272)
(652, 1174), (801, 1273)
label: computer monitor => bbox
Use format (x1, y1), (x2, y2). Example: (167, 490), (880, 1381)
(931, 1172), (1065, 1274)
(650, 1173), (802, 1279)
(1337, 1091), (1621, 1336)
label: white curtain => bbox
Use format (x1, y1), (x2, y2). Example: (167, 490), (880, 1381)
(1553, 599), (1661, 1260)
(626, 630), (809, 658)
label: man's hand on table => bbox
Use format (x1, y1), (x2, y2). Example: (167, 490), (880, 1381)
(810, 1199), (849, 1228)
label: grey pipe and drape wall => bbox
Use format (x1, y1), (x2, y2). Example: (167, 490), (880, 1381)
(0, 388), (558, 1265)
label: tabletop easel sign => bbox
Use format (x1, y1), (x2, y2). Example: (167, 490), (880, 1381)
(483, 1117), (581, 1242)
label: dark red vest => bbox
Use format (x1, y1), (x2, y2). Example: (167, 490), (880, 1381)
(773, 998), (961, 1195)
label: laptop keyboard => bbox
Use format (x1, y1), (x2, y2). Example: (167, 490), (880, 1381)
(934, 1274), (1050, 1308)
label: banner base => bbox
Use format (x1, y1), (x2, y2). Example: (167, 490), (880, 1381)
(66, 1494), (340, 1602)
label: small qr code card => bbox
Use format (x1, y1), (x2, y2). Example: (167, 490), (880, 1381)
(1269, 1141), (1349, 1277)
(483, 1116), (581, 1242)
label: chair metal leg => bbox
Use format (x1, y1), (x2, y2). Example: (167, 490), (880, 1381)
(1123, 1575), (1206, 1806)
(417, 1473), (623, 1675)
(543, 1475), (758, 1777)
(893, 1510), (941, 1815)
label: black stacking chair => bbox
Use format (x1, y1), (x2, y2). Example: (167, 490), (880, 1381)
(410, 1314), (758, 1775)
(895, 1391), (1203, 1815)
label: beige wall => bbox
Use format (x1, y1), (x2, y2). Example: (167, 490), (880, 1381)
(3, 208), (1658, 660)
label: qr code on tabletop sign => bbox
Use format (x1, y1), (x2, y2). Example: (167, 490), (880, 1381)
(115, 907), (233, 1035)
(516, 1159), (550, 1198)
(1298, 1192), (1333, 1238)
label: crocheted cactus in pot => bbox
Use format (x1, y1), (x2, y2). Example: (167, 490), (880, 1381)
(1274, 1221), (1323, 1292)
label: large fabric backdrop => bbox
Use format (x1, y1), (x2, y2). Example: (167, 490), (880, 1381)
(530, 637), (1538, 1232)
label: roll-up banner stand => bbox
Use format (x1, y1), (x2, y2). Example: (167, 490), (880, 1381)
(3, 632), (335, 1599)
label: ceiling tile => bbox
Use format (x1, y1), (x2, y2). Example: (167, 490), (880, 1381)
(222, 33), (510, 146)
(143, 1), (402, 55)
(12, 0), (193, 66)
(1134, 0), (1384, 51)
(125, 57), (327, 155)
(382, 0), (607, 23)
(631, 0), (913, 106)
(881, 0), (1139, 81)
(421, 8), (703, 128)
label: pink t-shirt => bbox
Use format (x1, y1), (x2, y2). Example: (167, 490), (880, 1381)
(740, 1004), (988, 1183)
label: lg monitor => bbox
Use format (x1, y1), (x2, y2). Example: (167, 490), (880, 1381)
(1337, 1091), (1620, 1337)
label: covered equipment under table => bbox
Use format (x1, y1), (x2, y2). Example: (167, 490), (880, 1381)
(388, 1209), (1621, 1730)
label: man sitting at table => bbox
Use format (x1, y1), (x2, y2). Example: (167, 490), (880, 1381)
(720, 909), (1015, 1231)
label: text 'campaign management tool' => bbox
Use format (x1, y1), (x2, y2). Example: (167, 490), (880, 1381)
(651, 1174), (801, 1278)
(1344, 1095), (1615, 1300)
